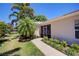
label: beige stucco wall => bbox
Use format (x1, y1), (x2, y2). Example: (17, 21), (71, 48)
(34, 22), (42, 37)
(50, 14), (79, 44)
(34, 27), (40, 36)
(51, 17), (75, 40)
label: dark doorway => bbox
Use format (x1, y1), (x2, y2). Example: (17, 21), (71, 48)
(41, 24), (51, 38)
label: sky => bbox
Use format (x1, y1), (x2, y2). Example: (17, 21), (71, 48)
(0, 3), (79, 23)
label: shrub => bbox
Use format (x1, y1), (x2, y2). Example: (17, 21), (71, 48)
(61, 40), (68, 47)
(52, 43), (64, 51)
(42, 38), (53, 46)
(53, 39), (60, 44)
(0, 29), (4, 37)
(5, 23), (13, 34)
(0, 21), (6, 37)
(45, 40), (51, 45)
(49, 38), (53, 42)
(50, 42), (54, 46)
(65, 48), (77, 56)
(71, 43), (79, 52)
(57, 44), (64, 51)
(43, 36), (48, 40)
(0, 21), (12, 37)
(52, 43), (57, 48)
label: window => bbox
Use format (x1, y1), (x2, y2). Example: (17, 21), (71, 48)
(75, 20), (79, 39)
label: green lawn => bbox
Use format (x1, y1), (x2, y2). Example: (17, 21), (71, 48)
(0, 34), (44, 56)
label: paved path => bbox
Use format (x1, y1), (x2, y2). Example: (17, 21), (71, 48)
(31, 38), (67, 56)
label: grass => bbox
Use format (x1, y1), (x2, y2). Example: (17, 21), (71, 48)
(0, 34), (44, 56)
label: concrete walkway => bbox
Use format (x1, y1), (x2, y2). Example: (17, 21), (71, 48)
(31, 38), (67, 56)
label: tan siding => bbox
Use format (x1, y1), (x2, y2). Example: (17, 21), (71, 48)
(51, 15), (79, 40)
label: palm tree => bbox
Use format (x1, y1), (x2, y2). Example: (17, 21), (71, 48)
(17, 17), (36, 41)
(9, 3), (34, 26)
(34, 15), (47, 21)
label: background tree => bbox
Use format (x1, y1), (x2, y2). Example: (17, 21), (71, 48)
(34, 15), (47, 21)
(0, 21), (6, 37)
(0, 21), (12, 37)
(6, 23), (13, 33)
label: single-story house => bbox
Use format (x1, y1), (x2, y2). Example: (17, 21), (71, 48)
(35, 10), (79, 45)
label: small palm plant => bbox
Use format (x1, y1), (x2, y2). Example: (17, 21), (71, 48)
(61, 40), (68, 47)
(17, 17), (36, 41)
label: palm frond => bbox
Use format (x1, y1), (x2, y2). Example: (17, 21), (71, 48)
(11, 5), (21, 11)
(9, 12), (18, 20)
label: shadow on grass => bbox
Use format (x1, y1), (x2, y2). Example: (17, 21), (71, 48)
(11, 36), (19, 40)
(18, 38), (31, 42)
(12, 54), (20, 56)
(0, 39), (9, 47)
(18, 35), (34, 42)
(0, 47), (21, 56)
